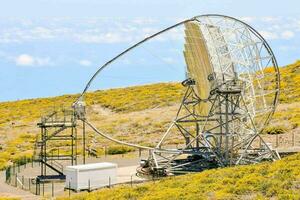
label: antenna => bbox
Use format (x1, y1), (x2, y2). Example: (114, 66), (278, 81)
(76, 15), (280, 177)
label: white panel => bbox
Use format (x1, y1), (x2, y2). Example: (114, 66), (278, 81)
(65, 162), (118, 191)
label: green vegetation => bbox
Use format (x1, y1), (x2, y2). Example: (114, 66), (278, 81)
(0, 133), (36, 169)
(0, 83), (183, 170)
(0, 60), (299, 172)
(106, 145), (135, 155)
(0, 197), (20, 200)
(0, 60), (299, 127)
(57, 153), (300, 200)
(277, 60), (300, 103)
(0, 83), (183, 127)
(85, 83), (184, 112)
(262, 125), (287, 135)
(258, 60), (300, 134)
(91, 145), (135, 156)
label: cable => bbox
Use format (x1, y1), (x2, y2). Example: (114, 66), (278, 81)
(83, 119), (153, 150)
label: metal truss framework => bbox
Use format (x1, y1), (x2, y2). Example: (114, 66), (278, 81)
(140, 80), (280, 176)
(72, 14), (281, 177)
(35, 109), (87, 182)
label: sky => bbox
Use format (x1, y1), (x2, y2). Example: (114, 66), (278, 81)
(0, 0), (299, 102)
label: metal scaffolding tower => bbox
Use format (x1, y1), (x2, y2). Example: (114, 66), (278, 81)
(36, 109), (82, 182)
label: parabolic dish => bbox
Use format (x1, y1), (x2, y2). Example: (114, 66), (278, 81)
(183, 16), (279, 137)
(77, 15), (280, 153)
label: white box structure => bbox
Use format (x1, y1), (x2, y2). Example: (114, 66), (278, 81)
(65, 162), (117, 191)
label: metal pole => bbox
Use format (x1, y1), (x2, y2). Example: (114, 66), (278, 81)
(225, 94), (229, 165)
(44, 129), (47, 176)
(218, 95), (223, 151)
(15, 174), (17, 187)
(152, 174), (155, 183)
(230, 135), (234, 166)
(230, 95), (234, 166)
(69, 181), (71, 197)
(52, 181), (54, 197)
(29, 179), (31, 191)
(71, 126), (74, 165)
(35, 180), (38, 195)
(41, 127), (43, 177)
(109, 176), (111, 188)
(88, 179), (90, 192)
(83, 121), (86, 164)
(75, 127), (78, 165)
(22, 176), (24, 189)
(196, 123), (199, 148)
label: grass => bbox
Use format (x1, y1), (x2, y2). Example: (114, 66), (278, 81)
(0, 60), (299, 171)
(85, 82), (184, 112)
(0, 83), (184, 169)
(0, 82), (184, 127)
(56, 153), (300, 200)
(0, 133), (36, 169)
(262, 125), (287, 135)
(277, 60), (300, 103)
(0, 61), (298, 128)
(106, 145), (135, 155)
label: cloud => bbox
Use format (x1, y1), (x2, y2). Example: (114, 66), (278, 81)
(79, 59), (92, 66)
(0, 18), (174, 44)
(278, 45), (297, 51)
(132, 18), (156, 25)
(15, 54), (51, 66)
(260, 30), (295, 40)
(0, 16), (299, 46)
(74, 32), (133, 44)
(15, 54), (34, 66)
(240, 17), (256, 23)
(162, 57), (175, 64)
(259, 31), (278, 40)
(35, 57), (51, 66)
(281, 30), (295, 40)
(261, 16), (280, 23)
(30, 27), (54, 39)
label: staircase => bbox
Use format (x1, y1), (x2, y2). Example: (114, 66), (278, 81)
(35, 109), (77, 182)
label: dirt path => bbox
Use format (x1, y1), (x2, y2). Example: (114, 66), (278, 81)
(0, 154), (145, 199)
(0, 171), (40, 200)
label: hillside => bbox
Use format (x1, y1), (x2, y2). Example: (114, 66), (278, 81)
(57, 153), (300, 200)
(0, 60), (299, 170)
